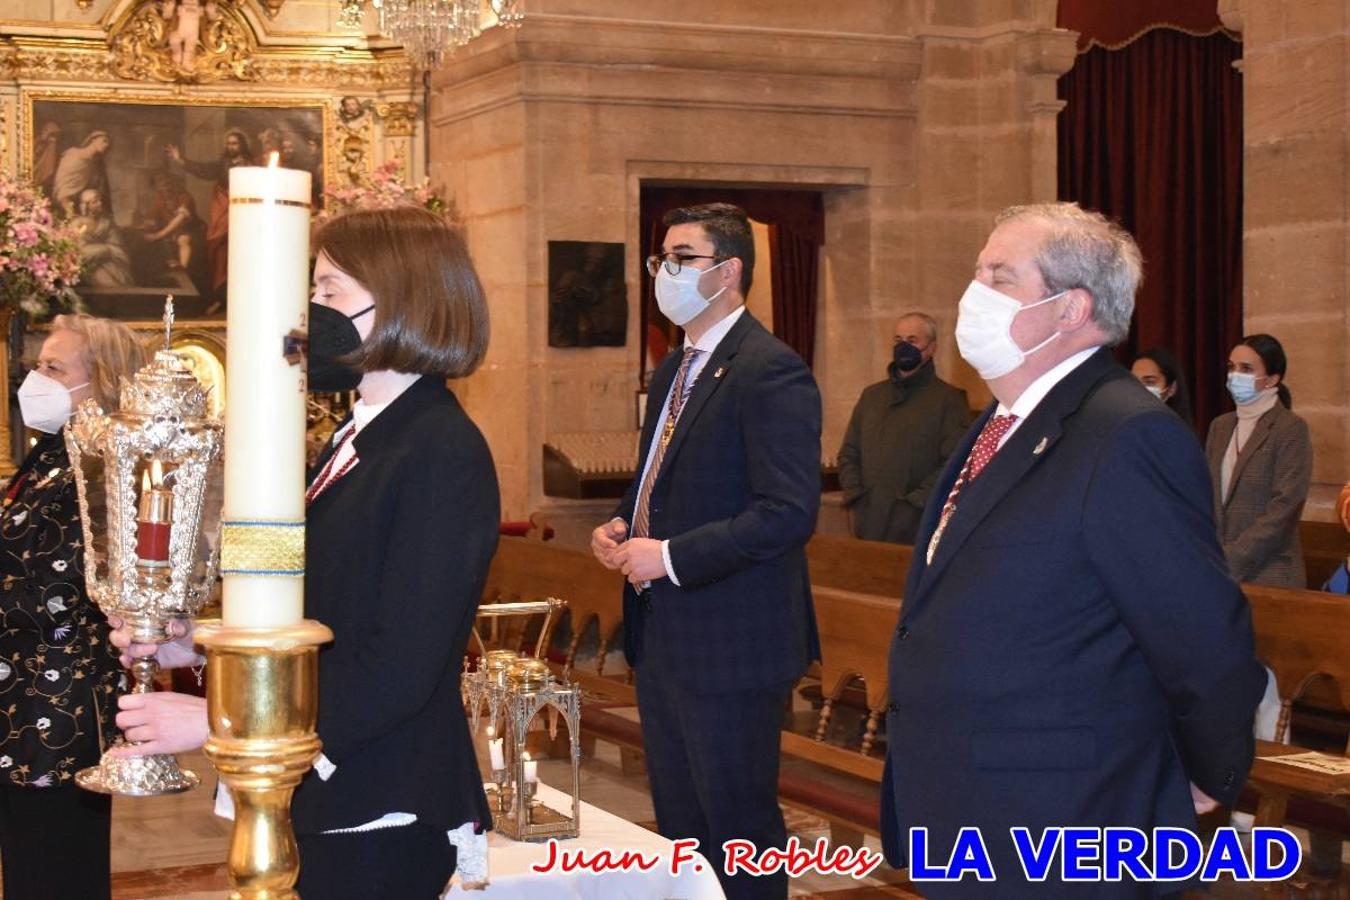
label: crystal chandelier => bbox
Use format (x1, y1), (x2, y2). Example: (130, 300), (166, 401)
(339, 0), (524, 68)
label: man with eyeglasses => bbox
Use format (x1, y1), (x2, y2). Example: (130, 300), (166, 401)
(591, 202), (822, 900)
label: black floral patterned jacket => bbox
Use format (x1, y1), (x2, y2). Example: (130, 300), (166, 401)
(0, 432), (122, 788)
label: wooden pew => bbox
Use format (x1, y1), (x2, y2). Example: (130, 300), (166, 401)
(805, 533), (910, 597)
(481, 537), (630, 691)
(1302, 519), (1349, 591)
(793, 586), (897, 767)
(777, 585), (897, 842)
(1244, 584), (1350, 839)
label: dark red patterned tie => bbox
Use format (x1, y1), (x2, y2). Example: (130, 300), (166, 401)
(305, 427), (357, 506)
(926, 413), (1019, 563)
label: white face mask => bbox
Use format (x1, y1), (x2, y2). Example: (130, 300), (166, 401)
(655, 259), (728, 327)
(1145, 385), (1165, 400)
(18, 371), (88, 434)
(954, 280), (1067, 380)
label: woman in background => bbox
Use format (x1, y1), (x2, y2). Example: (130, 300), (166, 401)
(1206, 334), (1318, 853)
(0, 315), (145, 900)
(1205, 333), (1312, 587)
(1130, 346), (1194, 429)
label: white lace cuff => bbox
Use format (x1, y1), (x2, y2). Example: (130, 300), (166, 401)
(447, 821), (489, 888)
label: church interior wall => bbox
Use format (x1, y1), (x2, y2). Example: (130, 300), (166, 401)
(1, 0), (1346, 525)
(1225, 0), (1349, 516)
(429, 1), (1082, 521)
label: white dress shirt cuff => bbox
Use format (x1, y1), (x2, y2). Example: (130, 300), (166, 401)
(662, 540), (679, 587)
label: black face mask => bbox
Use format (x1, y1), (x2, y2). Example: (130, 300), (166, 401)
(308, 301), (373, 393)
(892, 341), (924, 373)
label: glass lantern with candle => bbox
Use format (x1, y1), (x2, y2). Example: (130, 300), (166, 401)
(66, 300), (224, 796)
(465, 599), (581, 842)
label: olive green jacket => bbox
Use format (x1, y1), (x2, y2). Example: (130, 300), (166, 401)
(837, 361), (970, 543)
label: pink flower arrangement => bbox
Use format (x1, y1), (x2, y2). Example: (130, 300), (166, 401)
(0, 173), (83, 319)
(316, 159), (448, 223)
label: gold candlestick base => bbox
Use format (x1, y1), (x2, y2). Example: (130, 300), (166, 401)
(196, 620), (332, 900)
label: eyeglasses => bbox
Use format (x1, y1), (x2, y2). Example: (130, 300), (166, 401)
(645, 253), (727, 278)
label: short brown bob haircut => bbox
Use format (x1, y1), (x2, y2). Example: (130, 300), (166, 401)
(313, 206), (489, 378)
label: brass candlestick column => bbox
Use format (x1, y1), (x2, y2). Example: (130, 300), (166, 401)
(196, 621), (332, 900)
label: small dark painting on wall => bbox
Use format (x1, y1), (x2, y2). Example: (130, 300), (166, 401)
(548, 241), (627, 348)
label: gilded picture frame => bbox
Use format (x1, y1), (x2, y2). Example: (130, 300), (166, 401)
(19, 89), (334, 328)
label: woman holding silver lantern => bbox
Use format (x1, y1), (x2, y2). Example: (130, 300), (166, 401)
(0, 314), (145, 900)
(112, 206), (500, 897)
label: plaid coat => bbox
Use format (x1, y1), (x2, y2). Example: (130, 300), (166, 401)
(1205, 403), (1313, 588)
(616, 313), (822, 692)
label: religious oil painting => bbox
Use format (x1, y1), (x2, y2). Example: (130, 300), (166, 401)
(23, 93), (329, 324)
(547, 240), (628, 348)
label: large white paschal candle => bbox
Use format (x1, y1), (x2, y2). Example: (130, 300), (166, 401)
(221, 153), (310, 627)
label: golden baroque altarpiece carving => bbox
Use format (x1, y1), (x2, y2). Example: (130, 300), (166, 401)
(2, 5), (412, 88)
(1, 0), (420, 185)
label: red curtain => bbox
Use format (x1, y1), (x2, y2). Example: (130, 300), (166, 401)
(1058, 28), (1243, 435)
(639, 187), (824, 379)
(767, 224), (820, 369)
(1058, 0), (1236, 51)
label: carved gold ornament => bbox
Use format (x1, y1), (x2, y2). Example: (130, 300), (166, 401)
(110, 0), (257, 84)
(374, 100), (418, 137)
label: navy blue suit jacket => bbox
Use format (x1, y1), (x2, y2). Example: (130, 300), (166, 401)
(616, 312), (822, 693)
(880, 349), (1265, 896)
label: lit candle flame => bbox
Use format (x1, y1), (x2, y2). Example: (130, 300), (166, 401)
(142, 469), (151, 492)
(149, 460), (165, 489)
(267, 151), (280, 168)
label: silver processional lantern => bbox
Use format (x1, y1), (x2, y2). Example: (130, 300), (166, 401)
(66, 299), (224, 796)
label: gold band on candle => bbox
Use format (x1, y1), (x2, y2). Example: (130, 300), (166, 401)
(229, 197), (312, 209)
(221, 521), (304, 577)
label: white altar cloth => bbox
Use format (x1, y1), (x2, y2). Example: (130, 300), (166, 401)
(445, 782), (725, 899)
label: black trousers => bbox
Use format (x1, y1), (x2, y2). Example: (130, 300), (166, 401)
(296, 823), (456, 899)
(636, 653), (794, 900)
(0, 782), (112, 900)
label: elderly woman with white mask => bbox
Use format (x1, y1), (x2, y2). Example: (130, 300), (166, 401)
(0, 314), (145, 900)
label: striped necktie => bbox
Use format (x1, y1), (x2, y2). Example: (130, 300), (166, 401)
(631, 348), (702, 539)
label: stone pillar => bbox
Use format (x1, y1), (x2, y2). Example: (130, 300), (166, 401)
(1224, 0), (1350, 516)
(911, 1), (1077, 406)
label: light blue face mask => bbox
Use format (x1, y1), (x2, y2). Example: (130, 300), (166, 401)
(1226, 372), (1261, 405)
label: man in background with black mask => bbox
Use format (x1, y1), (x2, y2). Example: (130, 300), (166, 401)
(837, 313), (969, 544)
